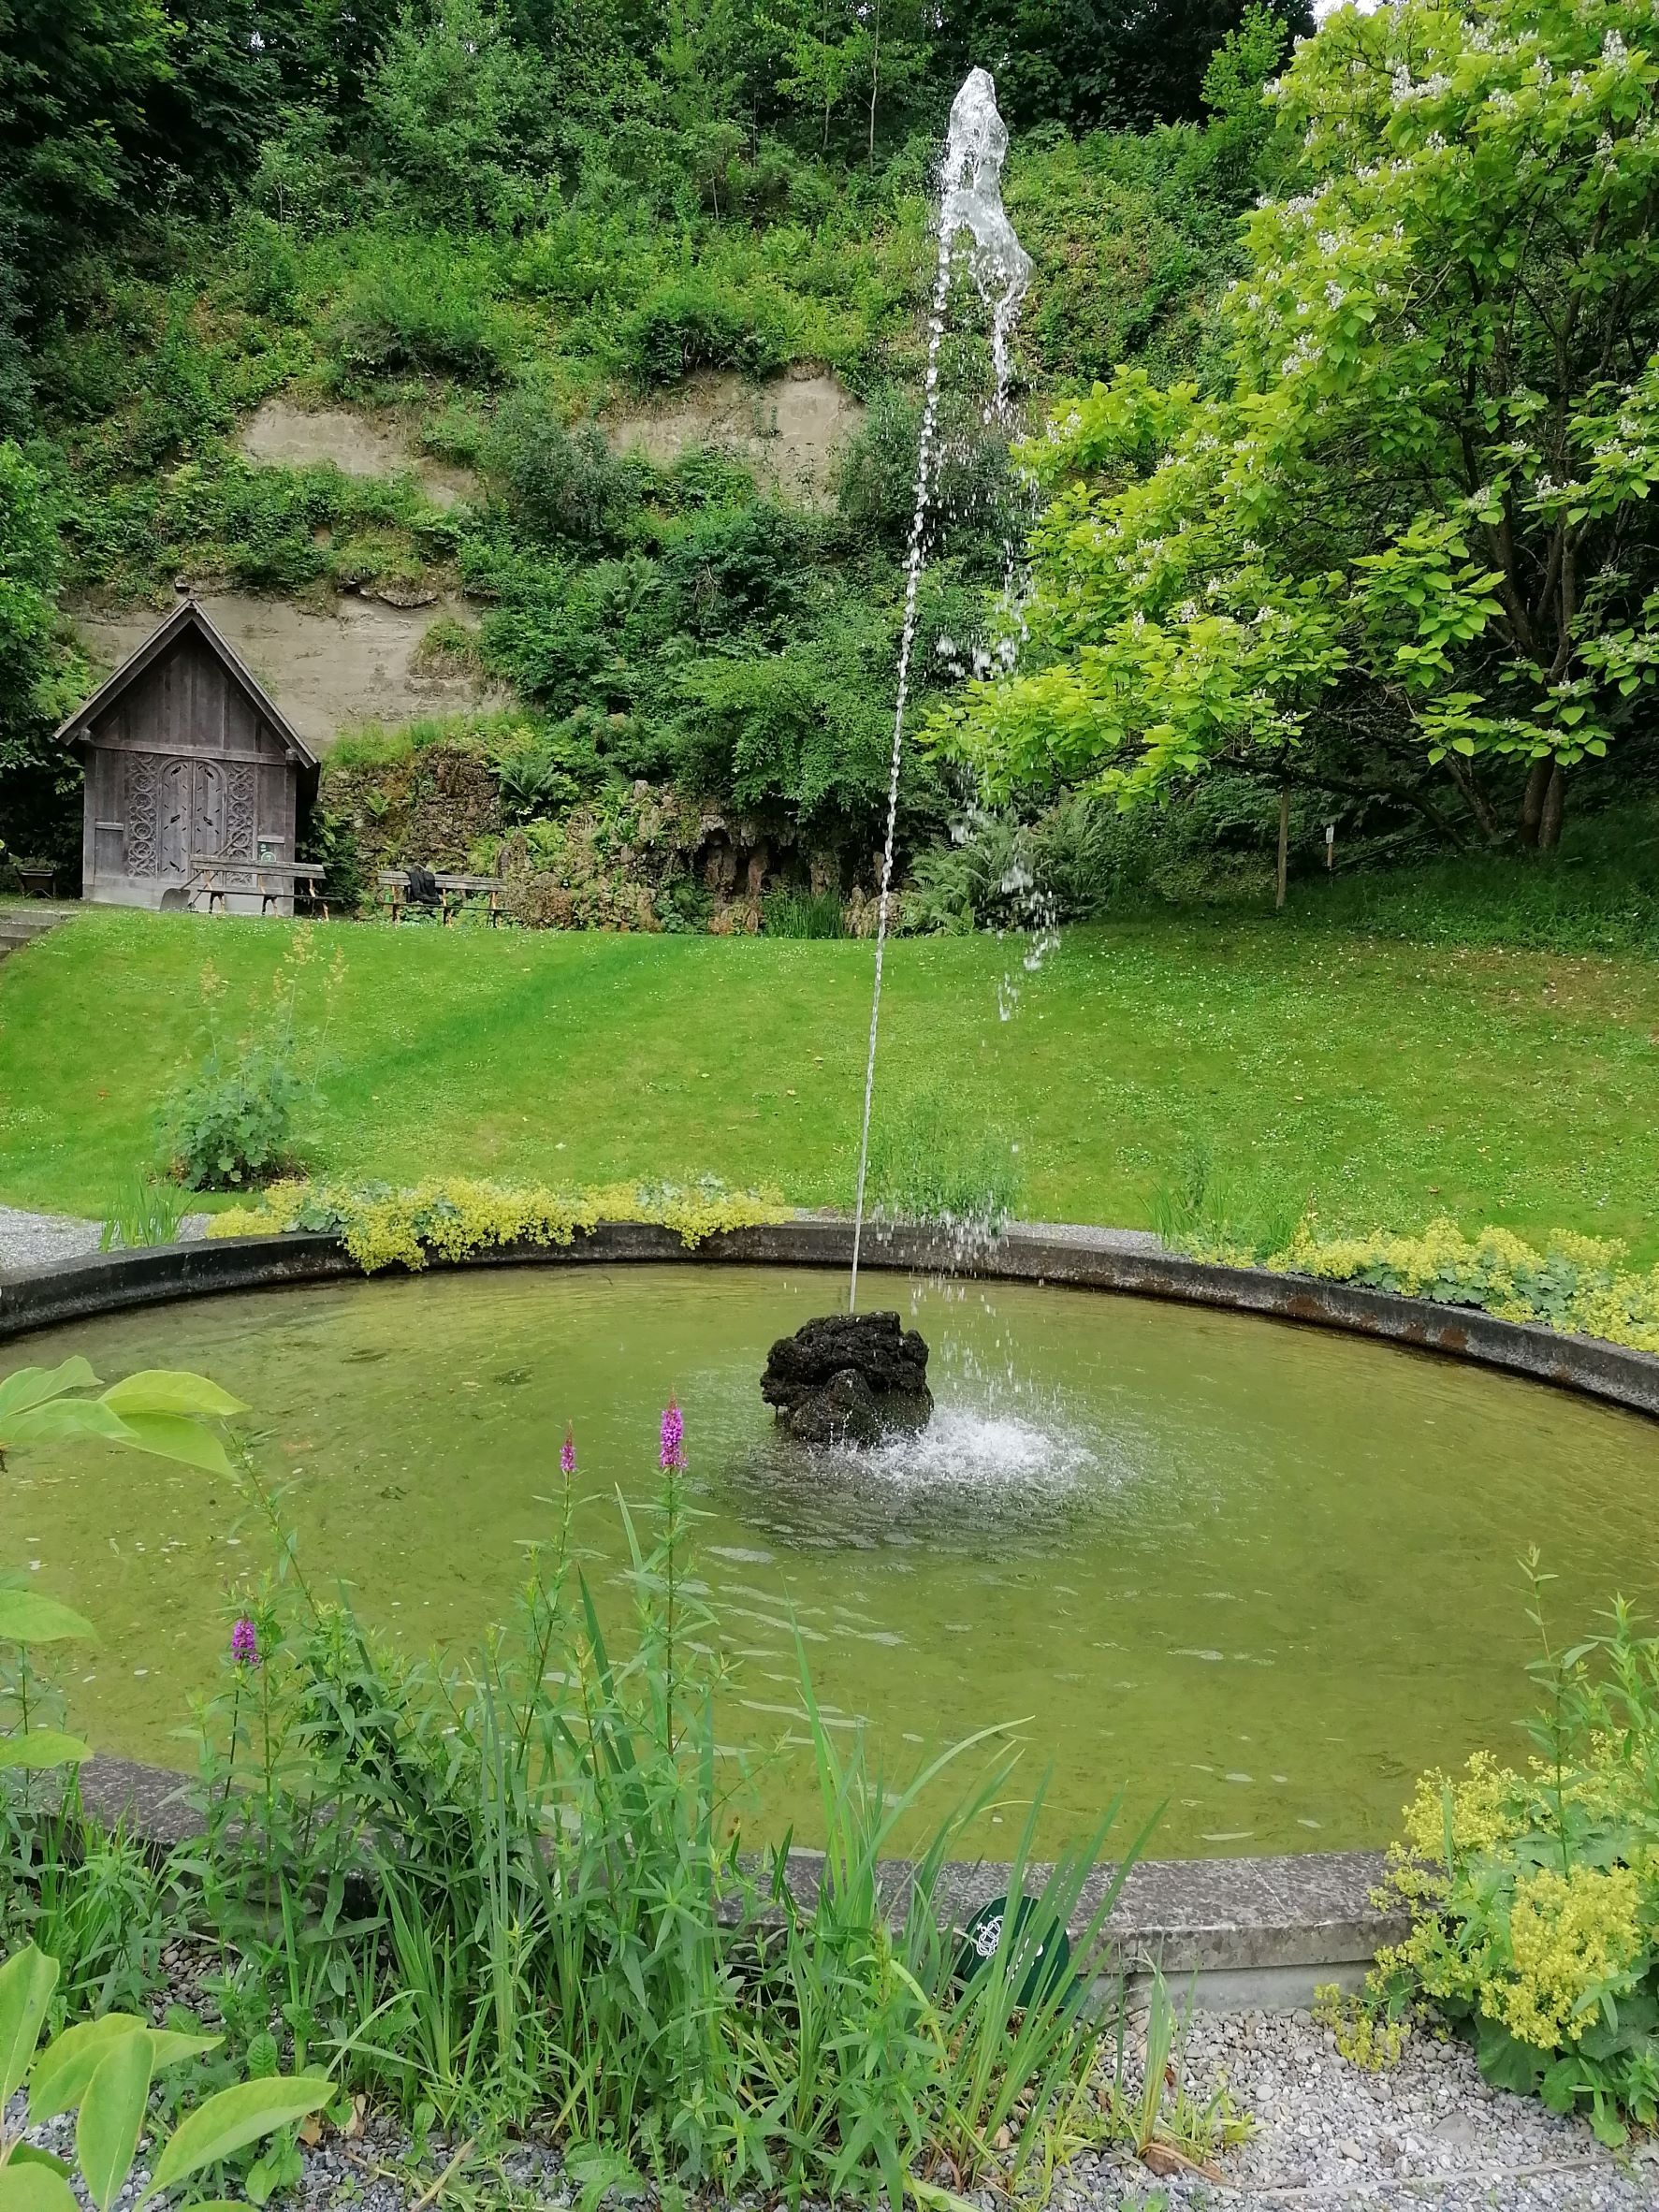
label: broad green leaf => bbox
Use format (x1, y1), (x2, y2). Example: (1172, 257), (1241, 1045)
(78, 2031), (153, 2212)
(0, 1947), (58, 2103)
(4, 2149), (70, 2180)
(2, 1403), (136, 1450)
(99, 1372), (247, 1420)
(144, 2028), (222, 2073)
(30, 2016), (149, 2122)
(0, 2165), (79, 2212)
(0, 1735), (92, 1772)
(99, 1413), (233, 1477)
(0, 1593), (96, 1646)
(0, 1361), (100, 1425)
(139, 2075), (333, 2203)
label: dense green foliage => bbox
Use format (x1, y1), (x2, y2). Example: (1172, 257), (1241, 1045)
(11, 0), (1654, 907)
(0, 444), (81, 878)
(941, 0), (1659, 853)
(2, 0), (1311, 898)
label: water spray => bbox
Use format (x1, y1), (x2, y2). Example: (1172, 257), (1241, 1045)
(848, 68), (1033, 1313)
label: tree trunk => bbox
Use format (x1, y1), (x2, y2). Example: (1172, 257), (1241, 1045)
(1538, 764), (1565, 851)
(1519, 757), (1551, 847)
(1275, 781), (1290, 910)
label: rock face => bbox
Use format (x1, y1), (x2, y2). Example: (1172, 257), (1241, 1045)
(761, 1311), (933, 1447)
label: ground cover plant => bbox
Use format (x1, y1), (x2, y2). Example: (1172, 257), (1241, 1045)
(1324, 1562), (1659, 2147)
(205, 1174), (791, 1267)
(4, 906), (1657, 1259)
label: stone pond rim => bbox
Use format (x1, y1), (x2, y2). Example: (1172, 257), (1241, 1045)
(3, 1215), (1657, 2005)
(4, 1214), (1657, 1423)
(761, 1307), (934, 1445)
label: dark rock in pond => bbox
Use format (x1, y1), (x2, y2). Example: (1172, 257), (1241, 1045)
(762, 1310), (933, 1447)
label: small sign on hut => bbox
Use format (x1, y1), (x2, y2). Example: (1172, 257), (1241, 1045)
(56, 602), (318, 915)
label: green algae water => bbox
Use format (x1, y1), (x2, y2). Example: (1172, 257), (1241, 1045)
(4, 1264), (1657, 1858)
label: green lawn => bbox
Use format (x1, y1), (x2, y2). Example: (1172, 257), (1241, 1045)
(5, 905), (1658, 1257)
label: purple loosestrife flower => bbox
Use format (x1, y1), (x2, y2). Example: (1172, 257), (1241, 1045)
(660, 1399), (685, 1471)
(230, 1617), (259, 1667)
(560, 1428), (576, 1477)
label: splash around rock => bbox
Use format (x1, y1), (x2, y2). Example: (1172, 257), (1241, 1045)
(761, 1311), (934, 1447)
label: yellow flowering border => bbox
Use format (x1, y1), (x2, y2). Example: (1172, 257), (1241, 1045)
(207, 1176), (791, 1273)
(1251, 1218), (1659, 1358)
(1319, 1742), (1659, 2136)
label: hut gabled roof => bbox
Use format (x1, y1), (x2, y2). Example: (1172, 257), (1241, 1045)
(54, 601), (319, 770)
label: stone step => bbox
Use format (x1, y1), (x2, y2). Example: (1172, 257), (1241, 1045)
(0, 908), (73, 958)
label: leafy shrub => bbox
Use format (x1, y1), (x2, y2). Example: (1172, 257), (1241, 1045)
(1334, 1565), (1659, 2146)
(658, 501), (811, 640)
(327, 238), (519, 383)
(613, 274), (792, 386)
(837, 379), (1024, 559)
(366, 0), (559, 231)
(493, 710), (609, 821)
(490, 399), (642, 549)
(161, 1047), (304, 1191)
(297, 802), (367, 915)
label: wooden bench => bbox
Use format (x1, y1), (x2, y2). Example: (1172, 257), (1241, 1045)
(378, 869), (505, 925)
(189, 855), (328, 918)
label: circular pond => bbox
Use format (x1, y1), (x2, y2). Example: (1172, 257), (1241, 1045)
(5, 1263), (1656, 1858)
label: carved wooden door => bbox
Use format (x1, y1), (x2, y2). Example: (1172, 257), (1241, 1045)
(194, 760), (228, 863)
(157, 759), (191, 878)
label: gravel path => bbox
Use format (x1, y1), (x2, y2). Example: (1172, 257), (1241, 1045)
(1078, 2007), (1659, 2209)
(19, 2007), (1652, 2212)
(0, 1204), (210, 1275)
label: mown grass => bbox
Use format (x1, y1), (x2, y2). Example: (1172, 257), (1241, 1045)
(4, 905), (1657, 1256)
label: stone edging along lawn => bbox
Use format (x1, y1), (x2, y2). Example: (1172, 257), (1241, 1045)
(5, 1217), (1658, 2006)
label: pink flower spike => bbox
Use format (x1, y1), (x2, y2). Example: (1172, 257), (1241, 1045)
(659, 1399), (685, 1471)
(560, 1427), (576, 1477)
(230, 1617), (258, 1667)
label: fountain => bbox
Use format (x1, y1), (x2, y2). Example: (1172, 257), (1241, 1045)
(764, 69), (1035, 1442)
(761, 1310), (933, 1447)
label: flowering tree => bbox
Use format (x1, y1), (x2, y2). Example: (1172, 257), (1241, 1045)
(937, 0), (1659, 848)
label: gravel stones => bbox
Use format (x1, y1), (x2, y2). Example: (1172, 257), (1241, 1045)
(1113, 2006), (1659, 2210)
(12, 2004), (1656, 2210)
(0, 1207), (210, 1278)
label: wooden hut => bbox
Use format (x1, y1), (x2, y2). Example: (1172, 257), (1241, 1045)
(57, 602), (318, 914)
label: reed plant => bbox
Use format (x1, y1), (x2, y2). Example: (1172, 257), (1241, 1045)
(189, 1411), (1171, 2202)
(96, 1168), (189, 1251)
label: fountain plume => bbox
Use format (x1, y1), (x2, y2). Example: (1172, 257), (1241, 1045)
(849, 67), (1033, 1311)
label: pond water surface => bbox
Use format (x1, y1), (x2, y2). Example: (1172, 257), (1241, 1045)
(5, 1264), (1655, 1857)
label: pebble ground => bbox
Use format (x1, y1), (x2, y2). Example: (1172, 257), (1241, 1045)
(0, 1204), (210, 1273)
(22, 2006), (1653, 2211)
